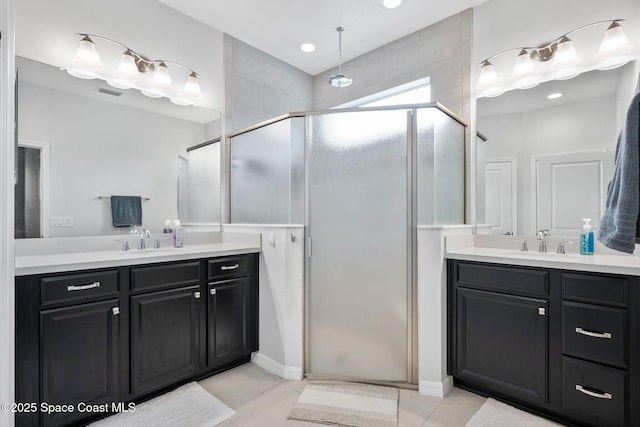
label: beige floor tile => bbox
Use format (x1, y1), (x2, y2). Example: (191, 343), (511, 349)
(435, 387), (486, 421)
(199, 363), (282, 409)
(198, 363), (490, 427)
(422, 408), (468, 427)
(398, 389), (442, 427)
(232, 383), (309, 427)
(283, 378), (308, 393)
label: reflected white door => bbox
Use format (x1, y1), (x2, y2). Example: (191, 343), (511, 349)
(532, 150), (614, 235)
(485, 159), (516, 234)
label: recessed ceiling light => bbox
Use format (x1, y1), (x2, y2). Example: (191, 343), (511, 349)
(547, 92), (563, 99)
(381, 0), (402, 9)
(299, 43), (316, 53)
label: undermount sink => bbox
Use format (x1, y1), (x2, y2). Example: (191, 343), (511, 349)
(119, 247), (182, 256)
(504, 250), (583, 258)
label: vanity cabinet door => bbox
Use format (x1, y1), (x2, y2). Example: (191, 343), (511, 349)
(208, 278), (250, 368)
(130, 285), (203, 396)
(455, 287), (548, 404)
(40, 300), (120, 427)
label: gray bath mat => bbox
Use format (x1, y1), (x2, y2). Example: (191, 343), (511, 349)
(288, 381), (398, 427)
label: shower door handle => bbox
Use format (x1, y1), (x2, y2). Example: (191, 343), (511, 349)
(307, 237), (312, 258)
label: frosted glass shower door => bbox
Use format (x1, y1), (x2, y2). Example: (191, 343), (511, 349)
(307, 109), (409, 382)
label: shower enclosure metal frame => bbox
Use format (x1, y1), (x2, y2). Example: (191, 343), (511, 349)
(227, 103), (467, 386)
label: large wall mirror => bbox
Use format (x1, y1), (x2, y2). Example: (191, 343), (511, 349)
(476, 60), (639, 238)
(15, 56), (222, 238)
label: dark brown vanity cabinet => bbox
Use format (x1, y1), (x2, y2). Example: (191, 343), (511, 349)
(448, 260), (640, 427)
(207, 256), (258, 368)
(15, 253), (259, 427)
(450, 262), (550, 405)
(129, 261), (204, 397)
(16, 269), (124, 427)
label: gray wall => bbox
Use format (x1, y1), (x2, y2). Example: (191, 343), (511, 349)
(224, 35), (313, 134)
(312, 10), (473, 120)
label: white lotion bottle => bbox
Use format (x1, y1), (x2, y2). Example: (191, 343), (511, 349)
(173, 220), (184, 248)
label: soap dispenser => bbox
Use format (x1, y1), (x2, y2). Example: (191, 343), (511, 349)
(580, 218), (594, 255)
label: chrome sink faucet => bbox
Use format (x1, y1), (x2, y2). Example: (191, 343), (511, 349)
(537, 229), (549, 253)
(137, 229), (152, 250)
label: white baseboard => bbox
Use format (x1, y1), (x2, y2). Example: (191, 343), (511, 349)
(251, 352), (303, 381)
(283, 366), (304, 381)
(419, 376), (454, 397)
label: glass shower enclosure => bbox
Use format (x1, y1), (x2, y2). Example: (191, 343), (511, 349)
(228, 104), (466, 384)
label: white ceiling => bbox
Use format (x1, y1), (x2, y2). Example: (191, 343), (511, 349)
(156, 0), (487, 76)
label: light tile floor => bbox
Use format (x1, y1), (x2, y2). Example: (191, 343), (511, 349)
(198, 363), (487, 427)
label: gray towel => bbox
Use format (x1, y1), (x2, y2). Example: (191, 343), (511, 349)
(111, 195), (142, 228)
(598, 91), (640, 253)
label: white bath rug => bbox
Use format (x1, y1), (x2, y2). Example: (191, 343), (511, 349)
(288, 381), (398, 427)
(466, 398), (564, 427)
(89, 382), (235, 427)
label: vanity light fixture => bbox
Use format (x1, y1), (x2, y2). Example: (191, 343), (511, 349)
(477, 19), (634, 96)
(65, 33), (203, 106)
(329, 27), (353, 88)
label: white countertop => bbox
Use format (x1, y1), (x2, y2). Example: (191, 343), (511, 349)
(446, 245), (640, 276)
(15, 232), (261, 276)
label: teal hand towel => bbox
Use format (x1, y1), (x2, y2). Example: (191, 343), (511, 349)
(111, 195), (142, 227)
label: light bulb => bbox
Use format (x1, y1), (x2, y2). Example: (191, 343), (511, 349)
(597, 21), (633, 58)
(551, 36), (579, 69)
(182, 72), (202, 98)
(73, 35), (102, 68)
(477, 60), (497, 89)
(512, 49), (535, 80)
(151, 62), (173, 90)
(116, 50), (140, 80)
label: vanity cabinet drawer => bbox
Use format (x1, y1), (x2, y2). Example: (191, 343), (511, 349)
(41, 270), (120, 306)
(453, 261), (548, 296)
(563, 302), (627, 368)
(208, 256), (250, 279)
(562, 272), (628, 307)
(130, 261), (201, 292)
(563, 357), (627, 427)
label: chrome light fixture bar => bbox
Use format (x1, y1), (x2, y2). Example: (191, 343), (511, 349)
(65, 33), (203, 106)
(329, 27), (353, 88)
(477, 19), (634, 96)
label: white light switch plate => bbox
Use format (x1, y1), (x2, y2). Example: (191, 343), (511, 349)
(51, 216), (73, 227)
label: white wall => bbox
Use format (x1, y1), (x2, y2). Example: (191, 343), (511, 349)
(223, 224), (305, 381)
(18, 82), (208, 237)
(479, 94), (617, 234)
(0, 0), (15, 424)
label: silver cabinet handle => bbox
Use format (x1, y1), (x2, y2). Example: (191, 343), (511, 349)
(194, 292), (201, 299)
(220, 264), (240, 271)
(575, 327), (612, 339)
(210, 289), (216, 295)
(538, 307), (546, 316)
(576, 384), (612, 400)
(112, 307), (120, 315)
(67, 282), (101, 291)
